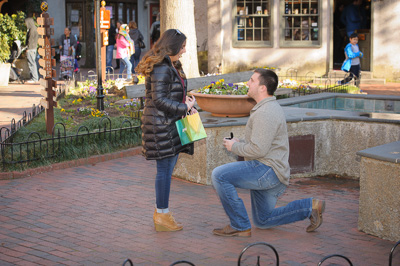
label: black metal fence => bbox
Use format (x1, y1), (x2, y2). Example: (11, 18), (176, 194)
(1, 115), (141, 171)
(0, 105), (44, 143)
(277, 70), (359, 98)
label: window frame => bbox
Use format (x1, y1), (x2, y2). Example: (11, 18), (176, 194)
(232, 0), (273, 48)
(280, 0), (321, 48)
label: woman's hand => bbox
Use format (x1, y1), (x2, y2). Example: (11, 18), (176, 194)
(189, 108), (198, 115)
(186, 95), (196, 112)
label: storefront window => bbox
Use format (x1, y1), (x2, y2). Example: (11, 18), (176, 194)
(233, 0), (272, 47)
(66, 3), (84, 41)
(281, 0), (320, 47)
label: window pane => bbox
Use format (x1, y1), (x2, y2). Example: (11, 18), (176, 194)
(262, 29), (270, 41)
(254, 29), (262, 40)
(233, 0), (272, 46)
(66, 3), (83, 41)
(246, 29), (253, 40)
(282, 0), (320, 46)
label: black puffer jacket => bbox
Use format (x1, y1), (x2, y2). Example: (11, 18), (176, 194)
(141, 56), (194, 160)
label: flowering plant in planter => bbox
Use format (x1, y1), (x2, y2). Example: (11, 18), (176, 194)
(197, 79), (249, 95)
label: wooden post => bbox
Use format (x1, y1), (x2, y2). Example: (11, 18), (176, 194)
(97, 1), (110, 81)
(94, 0), (110, 110)
(37, 12), (57, 135)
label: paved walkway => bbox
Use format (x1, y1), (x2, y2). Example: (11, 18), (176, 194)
(1, 73), (399, 265)
(0, 155), (398, 265)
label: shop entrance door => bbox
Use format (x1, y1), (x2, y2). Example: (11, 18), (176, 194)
(333, 0), (371, 71)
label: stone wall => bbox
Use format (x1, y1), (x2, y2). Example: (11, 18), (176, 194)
(173, 119), (400, 184)
(288, 120), (400, 178)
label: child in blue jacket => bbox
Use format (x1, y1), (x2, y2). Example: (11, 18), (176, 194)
(339, 33), (363, 86)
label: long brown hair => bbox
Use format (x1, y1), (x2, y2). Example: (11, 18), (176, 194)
(135, 29), (186, 77)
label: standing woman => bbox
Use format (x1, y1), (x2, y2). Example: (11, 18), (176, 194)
(116, 24), (133, 80)
(136, 29), (197, 232)
(128, 21), (144, 73)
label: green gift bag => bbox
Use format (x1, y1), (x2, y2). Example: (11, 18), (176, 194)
(175, 112), (207, 145)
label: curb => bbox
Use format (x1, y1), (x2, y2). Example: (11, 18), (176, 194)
(0, 146), (142, 180)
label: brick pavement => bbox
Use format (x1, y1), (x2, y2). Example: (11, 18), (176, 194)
(0, 155), (398, 265)
(1, 75), (399, 265)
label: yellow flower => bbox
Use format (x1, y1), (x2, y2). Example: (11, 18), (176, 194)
(77, 98), (82, 102)
(61, 108), (65, 112)
(72, 100), (76, 104)
(123, 96), (126, 99)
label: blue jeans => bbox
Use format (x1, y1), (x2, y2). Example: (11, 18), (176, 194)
(27, 49), (38, 81)
(106, 45), (114, 71)
(212, 160), (312, 231)
(155, 154), (179, 209)
(119, 56), (132, 79)
(130, 46), (141, 74)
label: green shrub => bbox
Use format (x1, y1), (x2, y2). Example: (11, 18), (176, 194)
(0, 11), (27, 63)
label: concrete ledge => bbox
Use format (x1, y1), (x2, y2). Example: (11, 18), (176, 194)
(356, 141), (400, 163)
(0, 146), (142, 180)
(358, 156), (400, 241)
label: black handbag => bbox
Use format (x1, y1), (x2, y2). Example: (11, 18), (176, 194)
(138, 38), (146, 49)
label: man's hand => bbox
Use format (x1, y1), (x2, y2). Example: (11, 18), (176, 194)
(223, 137), (239, 152)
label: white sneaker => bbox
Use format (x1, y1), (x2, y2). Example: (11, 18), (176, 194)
(25, 80), (38, 84)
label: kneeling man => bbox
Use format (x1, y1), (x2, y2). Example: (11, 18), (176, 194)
(212, 69), (325, 237)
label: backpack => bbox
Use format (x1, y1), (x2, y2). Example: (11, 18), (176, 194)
(151, 23), (160, 43)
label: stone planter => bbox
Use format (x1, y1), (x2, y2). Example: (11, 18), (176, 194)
(189, 92), (256, 117)
(0, 63), (11, 86)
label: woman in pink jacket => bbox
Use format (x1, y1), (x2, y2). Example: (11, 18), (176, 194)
(116, 24), (134, 80)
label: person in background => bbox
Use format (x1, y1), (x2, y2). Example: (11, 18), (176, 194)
(106, 22), (117, 73)
(128, 21), (144, 73)
(24, 17), (39, 83)
(341, 0), (363, 37)
(59, 27), (77, 57)
(150, 13), (160, 45)
(212, 69), (325, 237)
(339, 33), (363, 86)
(116, 24), (133, 81)
(115, 20), (122, 69)
(59, 27), (77, 79)
(136, 29), (196, 232)
(73, 34), (81, 73)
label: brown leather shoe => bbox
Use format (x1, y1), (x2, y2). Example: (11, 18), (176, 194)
(153, 212), (183, 232)
(306, 199), (326, 232)
(213, 225), (251, 237)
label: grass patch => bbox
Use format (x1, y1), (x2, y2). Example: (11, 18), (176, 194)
(2, 105), (142, 173)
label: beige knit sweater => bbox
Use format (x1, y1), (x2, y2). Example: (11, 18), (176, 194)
(231, 96), (290, 185)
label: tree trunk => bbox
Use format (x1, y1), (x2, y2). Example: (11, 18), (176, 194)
(160, 1), (200, 78)
(83, 0), (95, 68)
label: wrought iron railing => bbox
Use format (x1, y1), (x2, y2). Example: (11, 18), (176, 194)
(1, 116), (141, 170)
(1, 105), (44, 143)
(277, 73), (359, 98)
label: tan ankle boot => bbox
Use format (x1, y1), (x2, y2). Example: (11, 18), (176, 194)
(153, 212), (183, 232)
(306, 199), (326, 232)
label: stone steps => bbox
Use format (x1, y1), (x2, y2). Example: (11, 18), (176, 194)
(327, 70), (386, 85)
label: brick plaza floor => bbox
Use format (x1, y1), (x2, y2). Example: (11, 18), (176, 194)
(0, 155), (398, 265)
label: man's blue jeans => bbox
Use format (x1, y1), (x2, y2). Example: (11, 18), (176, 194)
(27, 49), (38, 81)
(119, 56), (132, 79)
(155, 154), (179, 209)
(106, 45), (114, 71)
(212, 160), (312, 231)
